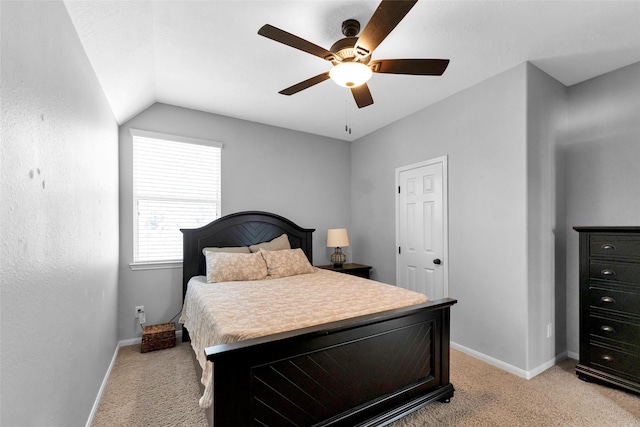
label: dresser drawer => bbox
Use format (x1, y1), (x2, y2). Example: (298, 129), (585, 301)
(589, 344), (640, 381)
(589, 260), (640, 284)
(589, 314), (640, 348)
(588, 285), (640, 316)
(590, 235), (640, 259)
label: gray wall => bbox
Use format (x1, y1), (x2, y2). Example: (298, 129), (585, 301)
(562, 61), (640, 355)
(352, 60), (640, 373)
(525, 64), (568, 370)
(351, 64), (530, 370)
(2, 4), (636, 423)
(1, 2), (119, 426)
(118, 103), (352, 340)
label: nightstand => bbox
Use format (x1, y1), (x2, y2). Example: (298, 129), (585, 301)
(317, 263), (372, 279)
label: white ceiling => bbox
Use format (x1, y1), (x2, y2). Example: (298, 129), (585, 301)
(64, 1), (640, 141)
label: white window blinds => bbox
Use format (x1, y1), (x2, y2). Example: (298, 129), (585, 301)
(131, 130), (222, 264)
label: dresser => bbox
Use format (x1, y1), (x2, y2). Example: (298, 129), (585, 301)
(574, 227), (640, 394)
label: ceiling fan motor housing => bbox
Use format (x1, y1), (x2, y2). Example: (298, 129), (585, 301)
(341, 19), (360, 37)
(330, 20), (370, 65)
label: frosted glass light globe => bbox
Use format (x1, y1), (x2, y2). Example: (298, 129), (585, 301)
(329, 62), (372, 88)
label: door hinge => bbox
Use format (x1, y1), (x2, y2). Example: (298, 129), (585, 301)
(398, 246), (401, 254)
(398, 186), (401, 194)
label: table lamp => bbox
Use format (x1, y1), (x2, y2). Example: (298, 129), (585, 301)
(327, 228), (349, 267)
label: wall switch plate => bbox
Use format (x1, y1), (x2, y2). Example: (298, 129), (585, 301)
(135, 305), (144, 318)
(547, 323), (553, 338)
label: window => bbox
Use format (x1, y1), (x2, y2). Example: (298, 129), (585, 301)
(130, 129), (222, 267)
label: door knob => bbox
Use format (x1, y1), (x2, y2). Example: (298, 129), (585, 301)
(433, 258), (441, 265)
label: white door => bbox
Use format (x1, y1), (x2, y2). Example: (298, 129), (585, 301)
(396, 157), (448, 300)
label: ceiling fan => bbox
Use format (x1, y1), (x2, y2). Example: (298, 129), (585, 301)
(257, 0), (449, 108)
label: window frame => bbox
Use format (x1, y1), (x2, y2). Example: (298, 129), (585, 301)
(129, 129), (223, 270)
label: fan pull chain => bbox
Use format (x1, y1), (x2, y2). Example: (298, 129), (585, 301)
(345, 98), (352, 134)
(345, 99), (348, 133)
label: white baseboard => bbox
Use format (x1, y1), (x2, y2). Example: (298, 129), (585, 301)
(85, 329), (183, 427)
(85, 343), (120, 427)
(528, 351), (569, 379)
(451, 342), (569, 380)
(118, 336), (142, 347)
(567, 350), (579, 360)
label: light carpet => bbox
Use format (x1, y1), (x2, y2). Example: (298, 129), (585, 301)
(93, 342), (640, 426)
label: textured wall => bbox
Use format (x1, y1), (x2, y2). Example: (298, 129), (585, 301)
(0, 2), (119, 425)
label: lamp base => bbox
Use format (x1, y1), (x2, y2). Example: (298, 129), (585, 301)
(331, 247), (346, 268)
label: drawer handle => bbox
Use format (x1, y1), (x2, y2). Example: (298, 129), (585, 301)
(601, 355), (614, 362)
(600, 325), (615, 333)
(601, 269), (616, 276)
(600, 296), (616, 304)
(601, 244), (616, 250)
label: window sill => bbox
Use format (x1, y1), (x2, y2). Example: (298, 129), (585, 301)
(129, 261), (182, 271)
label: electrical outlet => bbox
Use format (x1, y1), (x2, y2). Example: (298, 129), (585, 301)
(135, 305), (144, 318)
(547, 323), (553, 338)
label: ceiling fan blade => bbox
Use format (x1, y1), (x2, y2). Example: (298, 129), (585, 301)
(258, 24), (336, 61)
(351, 84), (374, 108)
(370, 59), (450, 75)
(279, 72), (331, 96)
(354, 0), (418, 57)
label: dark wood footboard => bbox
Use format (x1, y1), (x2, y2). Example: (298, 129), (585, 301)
(205, 298), (456, 427)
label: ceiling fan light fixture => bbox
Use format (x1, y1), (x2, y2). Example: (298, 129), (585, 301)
(329, 62), (372, 88)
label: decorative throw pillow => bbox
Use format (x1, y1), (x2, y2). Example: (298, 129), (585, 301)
(249, 234), (291, 253)
(202, 246), (250, 255)
(205, 251), (268, 283)
(259, 248), (315, 278)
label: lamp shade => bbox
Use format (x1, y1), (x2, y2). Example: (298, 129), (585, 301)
(329, 62), (372, 88)
(327, 228), (349, 247)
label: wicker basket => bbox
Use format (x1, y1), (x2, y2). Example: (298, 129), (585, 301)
(141, 322), (176, 353)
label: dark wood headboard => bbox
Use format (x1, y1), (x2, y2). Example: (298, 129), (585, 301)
(181, 211), (315, 299)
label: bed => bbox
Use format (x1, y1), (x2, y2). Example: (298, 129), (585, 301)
(180, 211), (456, 426)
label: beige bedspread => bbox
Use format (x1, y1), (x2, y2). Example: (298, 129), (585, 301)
(179, 268), (428, 408)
